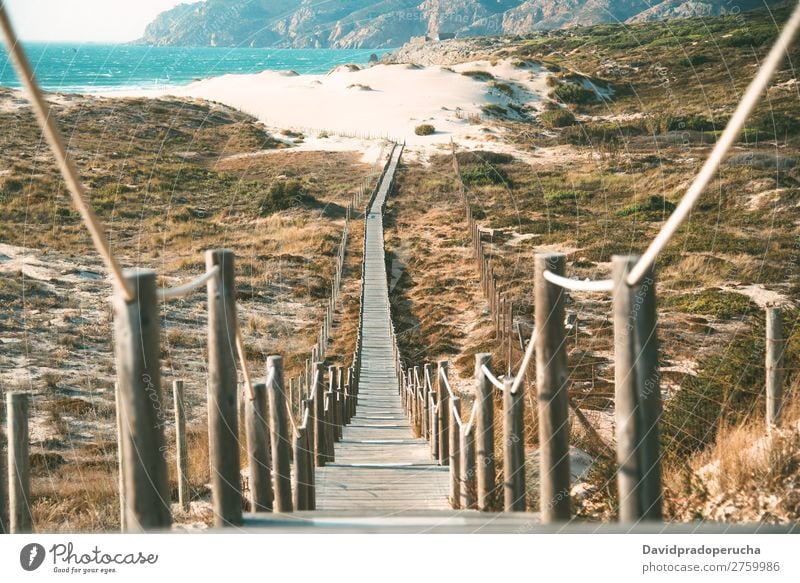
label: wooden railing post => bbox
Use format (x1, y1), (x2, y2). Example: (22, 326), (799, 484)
(245, 382), (273, 512)
(293, 425), (311, 511)
(7, 392), (31, 533)
(503, 379), (526, 512)
(766, 306), (785, 431)
(172, 380), (190, 512)
(461, 425), (476, 510)
(114, 382), (126, 532)
(474, 353), (495, 511)
(612, 255), (662, 522)
(206, 250), (242, 527)
(534, 253), (571, 522)
(312, 362), (326, 466)
(0, 401), (6, 534)
(437, 360), (450, 466)
(430, 393), (440, 461)
(422, 363), (431, 439)
(267, 355), (293, 512)
(449, 397), (462, 509)
(114, 269), (172, 531)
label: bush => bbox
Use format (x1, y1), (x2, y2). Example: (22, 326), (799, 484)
(551, 82), (596, 105)
(540, 109), (576, 128)
(260, 180), (309, 216)
(617, 195), (676, 219)
(414, 124), (436, 136)
(455, 150), (514, 165)
(481, 104), (508, 118)
(461, 162), (509, 186)
(461, 70), (494, 81)
(662, 289), (756, 320)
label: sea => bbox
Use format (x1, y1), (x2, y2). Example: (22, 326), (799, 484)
(0, 43), (381, 93)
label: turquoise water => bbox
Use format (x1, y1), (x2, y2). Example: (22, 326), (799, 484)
(0, 43), (380, 93)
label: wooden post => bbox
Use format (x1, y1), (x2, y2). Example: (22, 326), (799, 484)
(612, 255), (662, 522)
(422, 363), (431, 440)
(437, 361), (450, 466)
(474, 353), (495, 511)
(7, 393), (31, 533)
(114, 269), (172, 531)
(503, 379), (526, 512)
(293, 427), (311, 511)
(449, 397), (462, 508)
(312, 362), (326, 466)
(766, 307), (785, 430)
(430, 394), (439, 461)
(267, 356), (293, 512)
(206, 250), (242, 527)
(172, 380), (190, 512)
(245, 382), (273, 512)
(0, 404), (5, 533)
(461, 425), (476, 510)
(534, 253), (571, 522)
(114, 382), (126, 532)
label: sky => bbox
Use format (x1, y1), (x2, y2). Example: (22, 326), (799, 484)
(3, 0), (191, 42)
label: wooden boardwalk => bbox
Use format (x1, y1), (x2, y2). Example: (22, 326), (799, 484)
(314, 145), (451, 512)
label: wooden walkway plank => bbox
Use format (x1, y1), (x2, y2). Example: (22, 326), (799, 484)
(315, 144), (450, 512)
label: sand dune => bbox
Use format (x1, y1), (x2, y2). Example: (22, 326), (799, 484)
(106, 59), (550, 156)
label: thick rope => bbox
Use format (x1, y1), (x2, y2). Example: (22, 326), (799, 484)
(481, 364), (506, 390)
(0, 3), (134, 301)
(543, 270), (614, 293)
(158, 266), (220, 301)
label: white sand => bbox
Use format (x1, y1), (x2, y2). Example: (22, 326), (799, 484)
(103, 59), (550, 159)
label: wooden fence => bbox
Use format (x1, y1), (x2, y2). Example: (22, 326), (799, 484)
(388, 144), (794, 523)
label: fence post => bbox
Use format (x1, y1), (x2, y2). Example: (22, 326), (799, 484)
(7, 392), (31, 533)
(267, 356), (293, 512)
(534, 253), (571, 522)
(437, 360), (450, 466)
(114, 382), (126, 532)
(293, 426), (311, 511)
(206, 250), (242, 527)
(245, 382), (273, 512)
(449, 396), (462, 509)
(422, 363), (431, 439)
(503, 379), (526, 512)
(114, 269), (172, 531)
(172, 380), (190, 512)
(312, 362), (326, 466)
(461, 425), (476, 510)
(766, 306), (785, 431)
(475, 353), (495, 511)
(612, 255), (662, 521)
(0, 410), (5, 534)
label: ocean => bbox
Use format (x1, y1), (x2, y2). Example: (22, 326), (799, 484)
(0, 43), (381, 93)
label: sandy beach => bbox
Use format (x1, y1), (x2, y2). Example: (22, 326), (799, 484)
(105, 59), (550, 158)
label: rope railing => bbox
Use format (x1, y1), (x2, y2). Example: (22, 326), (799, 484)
(157, 265), (221, 300)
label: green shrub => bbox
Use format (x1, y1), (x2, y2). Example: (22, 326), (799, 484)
(540, 109), (576, 128)
(481, 104), (508, 118)
(259, 180), (309, 216)
(455, 151), (514, 165)
(414, 124), (436, 136)
(461, 70), (495, 81)
(617, 195), (676, 219)
(662, 289), (756, 320)
(461, 162), (509, 186)
(551, 82), (596, 105)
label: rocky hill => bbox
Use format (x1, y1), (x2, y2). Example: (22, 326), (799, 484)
(138, 0), (782, 48)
